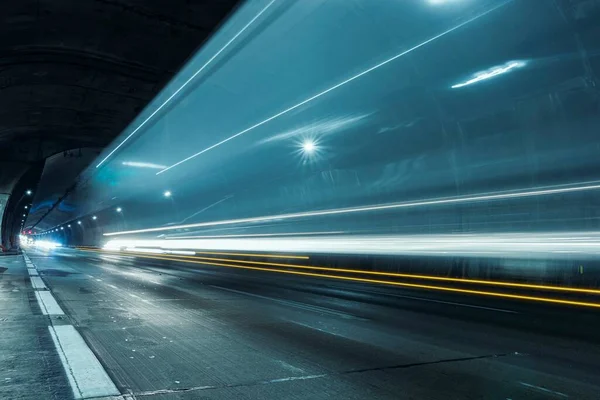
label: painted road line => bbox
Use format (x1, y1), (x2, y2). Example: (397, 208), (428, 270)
(211, 285), (365, 320)
(386, 293), (518, 314)
(30, 276), (47, 290)
(35, 291), (65, 315)
(519, 382), (568, 398)
(27, 268), (39, 277)
(49, 325), (120, 399)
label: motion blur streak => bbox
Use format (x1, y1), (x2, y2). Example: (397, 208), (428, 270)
(95, 245), (309, 260)
(156, 1), (512, 175)
(103, 232), (600, 258)
(84, 250), (600, 309)
(95, 0), (277, 168)
(103, 181), (600, 236)
(90, 248), (600, 295)
(164, 231), (345, 239)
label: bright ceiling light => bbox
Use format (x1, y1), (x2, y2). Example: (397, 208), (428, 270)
(92, 216), (97, 220)
(26, 190), (32, 195)
(163, 190), (172, 198)
(116, 207), (122, 212)
(77, 221), (82, 225)
(302, 140), (316, 153)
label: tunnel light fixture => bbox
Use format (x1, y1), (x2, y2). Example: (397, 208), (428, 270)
(163, 190), (172, 198)
(302, 140), (316, 153)
(24, 205), (28, 209)
(77, 221), (82, 225)
(60, 227), (64, 230)
(95, 0), (278, 169)
(155, 2), (511, 176)
(116, 207), (122, 213)
(92, 216), (97, 220)
(26, 190), (32, 195)
(23, 214), (26, 217)
(67, 224), (71, 228)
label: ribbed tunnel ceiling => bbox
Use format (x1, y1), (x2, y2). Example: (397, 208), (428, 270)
(0, 0), (240, 194)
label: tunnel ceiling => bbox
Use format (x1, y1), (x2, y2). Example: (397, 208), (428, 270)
(0, 0), (240, 193)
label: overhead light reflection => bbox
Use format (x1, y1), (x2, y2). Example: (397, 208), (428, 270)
(121, 161), (168, 170)
(452, 61), (526, 88)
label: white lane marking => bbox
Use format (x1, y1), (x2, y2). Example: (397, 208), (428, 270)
(519, 382), (568, 398)
(211, 285), (365, 320)
(107, 284), (118, 289)
(352, 288), (517, 314)
(35, 291), (65, 315)
(95, 279), (103, 282)
(148, 280), (161, 285)
(30, 276), (47, 290)
(287, 320), (349, 339)
(389, 293), (517, 314)
(27, 268), (39, 277)
(49, 325), (120, 399)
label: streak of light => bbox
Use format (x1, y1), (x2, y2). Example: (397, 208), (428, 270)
(156, 1), (511, 175)
(451, 61), (526, 88)
(104, 180), (600, 236)
(164, 231), (344, 239)
(101, 231), (600, 259)
(35, 240), (61, 249)
(90, 248), (600, 295)
(123, 247), (196, 256)
(77, 249), (600, 309)
(121, 161), (168, 169)
(95, 245), (309, 260)
(95, 0), (278, 168)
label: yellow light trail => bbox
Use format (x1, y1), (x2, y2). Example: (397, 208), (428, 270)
(88, 248), (600, 295)
(78, 248), (600, 309)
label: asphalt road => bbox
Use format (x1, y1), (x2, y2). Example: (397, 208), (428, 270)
(4, 247), (600, 399)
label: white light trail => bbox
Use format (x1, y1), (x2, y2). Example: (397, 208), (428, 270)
(164, 231), (345, 239)
(95, 0), (278, 168)
(156, 1), (511, 175)
(452, 61), (526, 88)
(122, 161), (168, 170)
(104, 180), (600, 237)
(104, 231), (600, 259)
